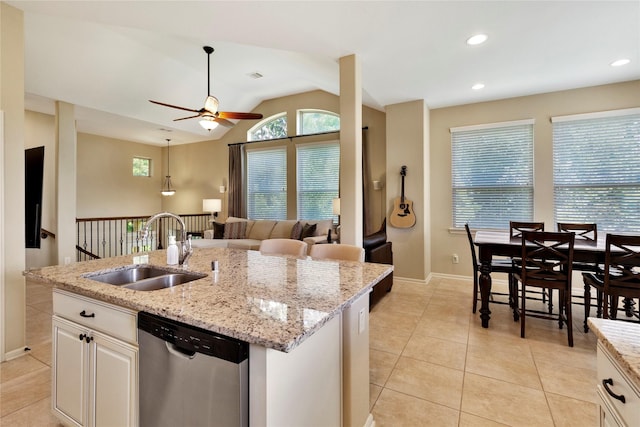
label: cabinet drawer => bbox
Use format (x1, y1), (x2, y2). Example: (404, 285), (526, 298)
(53, 290), (137, 344)
(597, 342), (640, 426)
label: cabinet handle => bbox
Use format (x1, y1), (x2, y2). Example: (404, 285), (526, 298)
(603, 378), (626, 403)
(79, 310), (95, 318)
(85, 335), (94, 343)
(79, 333), (85, 341)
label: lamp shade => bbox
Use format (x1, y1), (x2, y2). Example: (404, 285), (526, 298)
(203, 199), (222, 213)
(332, 198), (341, 215)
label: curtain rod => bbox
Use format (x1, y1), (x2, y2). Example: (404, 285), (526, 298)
(228, 126), (369, 147)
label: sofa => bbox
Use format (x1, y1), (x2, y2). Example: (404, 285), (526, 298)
(191, 217), (333, 253)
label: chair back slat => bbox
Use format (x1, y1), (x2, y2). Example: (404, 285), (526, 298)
(557, 222), (597, 242)
(465, 223), (478, 267)
(510, 221), (544, 238)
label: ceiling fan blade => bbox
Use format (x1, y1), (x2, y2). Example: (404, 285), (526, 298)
(218, 111), (264, 120)
(214, 117), (235, 128)
(149, 100), (201, 113)
(173, 114), (202, 121)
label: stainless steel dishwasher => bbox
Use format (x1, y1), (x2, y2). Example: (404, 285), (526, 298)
(138, 312), (249, 427)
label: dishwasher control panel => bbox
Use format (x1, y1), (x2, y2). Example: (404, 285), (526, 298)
(138, 311), (249, 363)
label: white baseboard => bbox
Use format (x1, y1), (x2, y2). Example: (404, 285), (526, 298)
(5, 346), (29, 361)
(363, 413), (375, 427)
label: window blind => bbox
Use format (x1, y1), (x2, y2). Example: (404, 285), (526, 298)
(553, 110), (640, 232)
(246, 147), (287, 220)
(296, 143), (340, 220)
(451, 121), (534, 229)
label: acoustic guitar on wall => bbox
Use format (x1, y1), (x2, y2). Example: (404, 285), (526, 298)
(390, 165), (416, 228)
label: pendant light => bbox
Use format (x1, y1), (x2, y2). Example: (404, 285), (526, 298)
(161, 138), (176, 196)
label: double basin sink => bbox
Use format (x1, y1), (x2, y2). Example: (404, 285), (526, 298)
(84, 265), (206, 291)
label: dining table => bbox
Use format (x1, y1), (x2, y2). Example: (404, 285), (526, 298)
(474, 230), (606, 328)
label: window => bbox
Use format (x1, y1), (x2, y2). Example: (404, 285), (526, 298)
(451, 119), (534, 229)
(297, 109), (340, 135)
(132, 157), (150, 177)
(246, 147), (287, 220)
(296, 143), (340, 220)
(248, 113), (287, 141)
(553, 108), (640, 232)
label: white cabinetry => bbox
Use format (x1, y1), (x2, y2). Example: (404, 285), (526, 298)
(597, 342), (640, 427)
(52, 289), (138, 427)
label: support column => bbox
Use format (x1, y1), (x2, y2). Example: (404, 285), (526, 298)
(55, 102), (77, 265)
(339, 54), (363, 246)
(339, 54), (369, 427)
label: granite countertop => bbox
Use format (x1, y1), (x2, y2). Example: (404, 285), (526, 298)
(588, 317), (640, 387)
(24, 247), (393, 353)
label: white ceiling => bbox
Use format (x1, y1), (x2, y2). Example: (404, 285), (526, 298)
(8, 1), (640, 146)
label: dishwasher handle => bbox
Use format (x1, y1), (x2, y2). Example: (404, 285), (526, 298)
(165, 341), (196, 359)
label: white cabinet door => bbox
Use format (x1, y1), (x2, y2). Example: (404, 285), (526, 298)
(91, 331), (138, 427)
(53, 316), (89, 427)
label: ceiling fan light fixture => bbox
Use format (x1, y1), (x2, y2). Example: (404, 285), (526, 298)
(200, 116), (219, 131)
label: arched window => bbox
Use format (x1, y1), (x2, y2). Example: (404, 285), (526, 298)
(297, 109), (340, 135)
(247, 113), (287, 141)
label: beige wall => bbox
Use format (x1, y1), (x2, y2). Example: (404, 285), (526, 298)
(386, 100), (429, 281)
(430, 80), (640, 277)
(77, 133), (163, 218)
(1, 2), (26, 359)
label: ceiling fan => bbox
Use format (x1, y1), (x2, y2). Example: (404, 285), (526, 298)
(150, 46), (263, 131)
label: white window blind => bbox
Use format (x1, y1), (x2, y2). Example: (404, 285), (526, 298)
(451, 120), (534, 229)
(296, 143), (340, 220)
(246, 147), (287, 220)
(553, 109), (640, 232)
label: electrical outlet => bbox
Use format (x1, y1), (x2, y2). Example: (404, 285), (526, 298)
(452, 254), (459, 264)
(64, 256), (71, 265)
(358, 308), (366, 334)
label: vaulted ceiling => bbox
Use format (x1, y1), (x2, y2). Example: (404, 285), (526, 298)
(8, 1), (640, 145)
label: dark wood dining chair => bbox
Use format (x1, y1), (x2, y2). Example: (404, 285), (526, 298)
(509, 221), (548, 317)
(513, 231), (575, 347)
(582, 234), (640, 333)
(465, 224), (515, 313)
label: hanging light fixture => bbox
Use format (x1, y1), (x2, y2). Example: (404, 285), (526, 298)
(161, 138), (176, 196)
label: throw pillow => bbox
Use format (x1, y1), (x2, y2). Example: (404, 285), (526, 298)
(213, 222), (225, 239)
(223, 221), (247, 239)
(300, 223), (317, 240)
(290, 221), (303, 240)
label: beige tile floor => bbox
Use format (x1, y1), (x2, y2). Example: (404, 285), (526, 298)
(1, 277), (599, 426)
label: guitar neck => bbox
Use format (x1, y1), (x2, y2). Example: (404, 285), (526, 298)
(400, 175), (406, 203)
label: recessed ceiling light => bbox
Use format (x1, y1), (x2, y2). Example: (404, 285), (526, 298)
(610, 58), (631, 67)
(467, 34), (488, 46)
(472, 83), (485, 90)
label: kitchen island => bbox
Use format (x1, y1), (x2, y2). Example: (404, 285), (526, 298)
(25, 247), (393, 427)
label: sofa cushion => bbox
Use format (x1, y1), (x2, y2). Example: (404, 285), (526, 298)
(270, 220), (298, 239)
(290, 221), (303, 240)
(301, 223), (317, 239)
(223, 221), (247, 239)
(247, 220), (277, 240)
(302, 219), (333, 237)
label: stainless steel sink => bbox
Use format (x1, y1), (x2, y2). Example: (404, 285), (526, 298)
(84, 265), (206, 291)
(122, 273), (202, 291)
